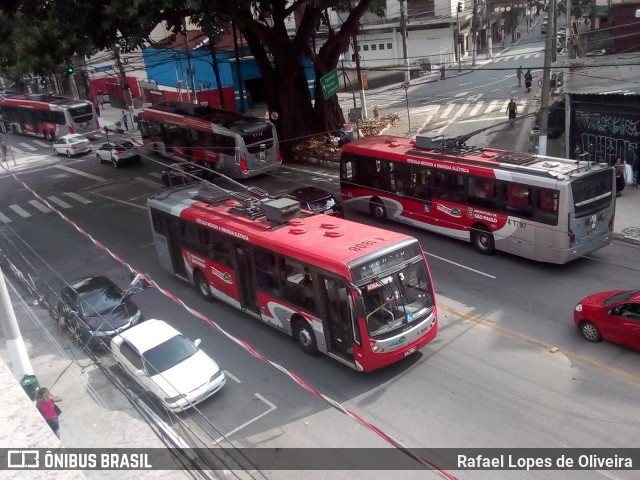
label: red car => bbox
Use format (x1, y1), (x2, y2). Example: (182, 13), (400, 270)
(574, 290), (640, 350)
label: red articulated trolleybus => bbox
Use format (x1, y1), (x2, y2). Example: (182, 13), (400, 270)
(340, 135), (616, 264)
(138, 101), (281, 179)
(148, 183), (438, 372)
(0, 94), (99, 140)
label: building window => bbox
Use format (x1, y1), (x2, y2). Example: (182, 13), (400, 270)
(363, 45), (369, 51)
(357, 45), (361, 51)
(371, 44), (377, 50)
(387, 43), (392, 49)
(379, 44), (385, 50)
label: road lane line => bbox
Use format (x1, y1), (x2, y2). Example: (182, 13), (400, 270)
(55, 164), (107, 182)
(596, 471), (625, 480)
(148, 172), (163, 178)
(214, 393), (277, 443)
(28, 200), (52, 213)
(0, 212), (12, 223)
(9, 205), (31, 218)
(19, 143), (37, 151)
(47, 196), (73, 208)
(63, 192), (92, 204)
(92, 192), (147, 210)
(33, 140), (51, 148)
(134, 176), (164, 188)
(223, 370), (241, 383)
(425, 252), (496, 278)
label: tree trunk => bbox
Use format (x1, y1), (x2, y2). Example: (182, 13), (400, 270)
(207, 40), (225, 109)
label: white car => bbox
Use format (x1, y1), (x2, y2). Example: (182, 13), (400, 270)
(53, 134), (92, 157)
(111, 319), (226, 412)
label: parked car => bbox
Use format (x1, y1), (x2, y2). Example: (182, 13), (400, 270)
(285, 186), (344, 217)
(541, 17), (548, 34)
(111, 319), (226, 412)
(56, 275), (143, 347)
(574, 289), (640, 350)
(53, 134), (92, 158)
(96, 141), (141, 167)
(161, 162), (210, 187)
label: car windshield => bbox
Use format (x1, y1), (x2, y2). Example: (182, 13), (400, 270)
(362, 260), (434, 338)
(603, 290), (640, 306)
(143, 335), (199, 375)
(78, 284), (124, 315)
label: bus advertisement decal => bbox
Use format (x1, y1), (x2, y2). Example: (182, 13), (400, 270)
(209, 266), (233, 284)
(436, 204), (461, 218)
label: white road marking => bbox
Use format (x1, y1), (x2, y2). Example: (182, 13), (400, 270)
(55, 165), (107, 182)
(425, 252), (496, 278)
(19, 143), (37, 151)
(469, 101), (485, 117)
(148, 171), (163, 178)
(439, 104), (455, 119)
(0, 212), (12, 223)
(485, 99), (500, 113)
(134, 176), (164, 188)
(451, 102), (470, 120)
(28, 200), (51, 213)
(596, 471), (625, 480)
(63, 192), (92, 204)
(214, 393), (277, 443)
(9, 205), (31, 218)
(92, 192), (146, 210)
(47, 196), (73, 208)
(223, 370), (241, 384)
(33, 140), (51, 148)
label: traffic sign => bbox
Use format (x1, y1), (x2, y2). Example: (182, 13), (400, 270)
(538, 78), (544, 87)
(401, 82), (410, 90)
(319, 69), (340, 100)
(94, 65), (114, 73)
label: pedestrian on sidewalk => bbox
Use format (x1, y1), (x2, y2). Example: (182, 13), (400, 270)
(93, 97), (100, 117)
(35, 387), (62, 439)
(517, 66), (523, 87)
(615, 158), (626, 197)
(440, 64), (446, 80)
(524, 69), (533, 92)
(120, 110), (129, 131)
(506, 98), (518, 127)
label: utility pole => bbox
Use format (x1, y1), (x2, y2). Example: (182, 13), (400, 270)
(114, 47), (135, 129)
(538, 0), (556, 156)
(232, 22), (246, 113)
(352, 33), (368, 119)
(400, 0), (410, 84)
(0, 267), (33, 378)
(566, 0), (574, 58)
(456, 2), (462, 72)
(486, 0), (493, 59)
(471, 0), (478, 66)
(182, 17), (198, 103)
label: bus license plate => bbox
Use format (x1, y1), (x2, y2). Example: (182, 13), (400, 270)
(404, 346), (417, 356)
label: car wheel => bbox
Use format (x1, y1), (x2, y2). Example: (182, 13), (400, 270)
(55, 304), (68, 327)
(471, 225), (496, 255)
(194, 271), (213, 301)
(370, 200), (388, 223)
(66, 150), (72, 158)
(111, 157), (118, 168)
(580, 321), (602, 342)
(293, 320), (318, 355)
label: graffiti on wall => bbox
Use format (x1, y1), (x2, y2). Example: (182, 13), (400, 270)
(572, 110), (639, 168)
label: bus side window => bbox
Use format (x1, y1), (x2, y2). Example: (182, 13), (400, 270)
(254, 250), (280, 296)
(342, 159), (353, 181)
(505, 184), (533, 216)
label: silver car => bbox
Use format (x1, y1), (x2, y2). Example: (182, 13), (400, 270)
(96, 141), (141, 168)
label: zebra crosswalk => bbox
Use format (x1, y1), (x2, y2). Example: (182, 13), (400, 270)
(0, 193), (93, 224)
(415, 98), (531, 125)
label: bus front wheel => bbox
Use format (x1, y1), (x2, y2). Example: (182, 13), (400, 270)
(293, 319), (318, 356)
(370, 200), (388, 223)
(194, 271), (213, 301)
(471, 225), (496, 255)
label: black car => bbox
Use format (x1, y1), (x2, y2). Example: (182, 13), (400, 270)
(285, 186), (344, 217)
(162, 162), (211, 187)
(56, 275), (143, 347)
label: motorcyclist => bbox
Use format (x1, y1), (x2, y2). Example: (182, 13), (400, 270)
(524, 69), (533, 92)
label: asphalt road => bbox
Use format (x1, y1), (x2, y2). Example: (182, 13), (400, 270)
(2, 96), (640, 480)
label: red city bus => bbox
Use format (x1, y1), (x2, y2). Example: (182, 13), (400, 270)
(0, 94), (99, 140)
(340, 135), (615, 264)
(148, 183), (438, 372)
(138, 101), (281, 179)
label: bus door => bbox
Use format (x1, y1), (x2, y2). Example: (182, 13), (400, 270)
(233, 245), (260, 316)
(165, 218), (188, 278)
(319, 275), (355, 364)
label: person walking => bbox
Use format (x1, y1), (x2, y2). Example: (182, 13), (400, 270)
(506, 98), (518, 127)
(440, 64), (446, 80)
(516, 66), (523, 87)
(120, 110), (129, 131)
(524, 69), (533, 92)
(614, 158), (626, 197)
(35, 387), (61, 439)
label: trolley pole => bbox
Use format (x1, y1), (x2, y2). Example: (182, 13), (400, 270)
(0, 267), (33, 378)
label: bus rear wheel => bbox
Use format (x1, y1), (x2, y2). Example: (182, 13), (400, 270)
(471, 225), (496, 255)
(293, 319), (318, 356)
(194, 271), (213, 301)
(370, 200), (388, 223)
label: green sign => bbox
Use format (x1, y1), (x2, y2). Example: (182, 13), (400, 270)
(320, 69), (340, 100)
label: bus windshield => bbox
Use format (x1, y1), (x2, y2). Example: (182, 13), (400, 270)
(362, 260), (434, 338)
(68, 105), (94, 123)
